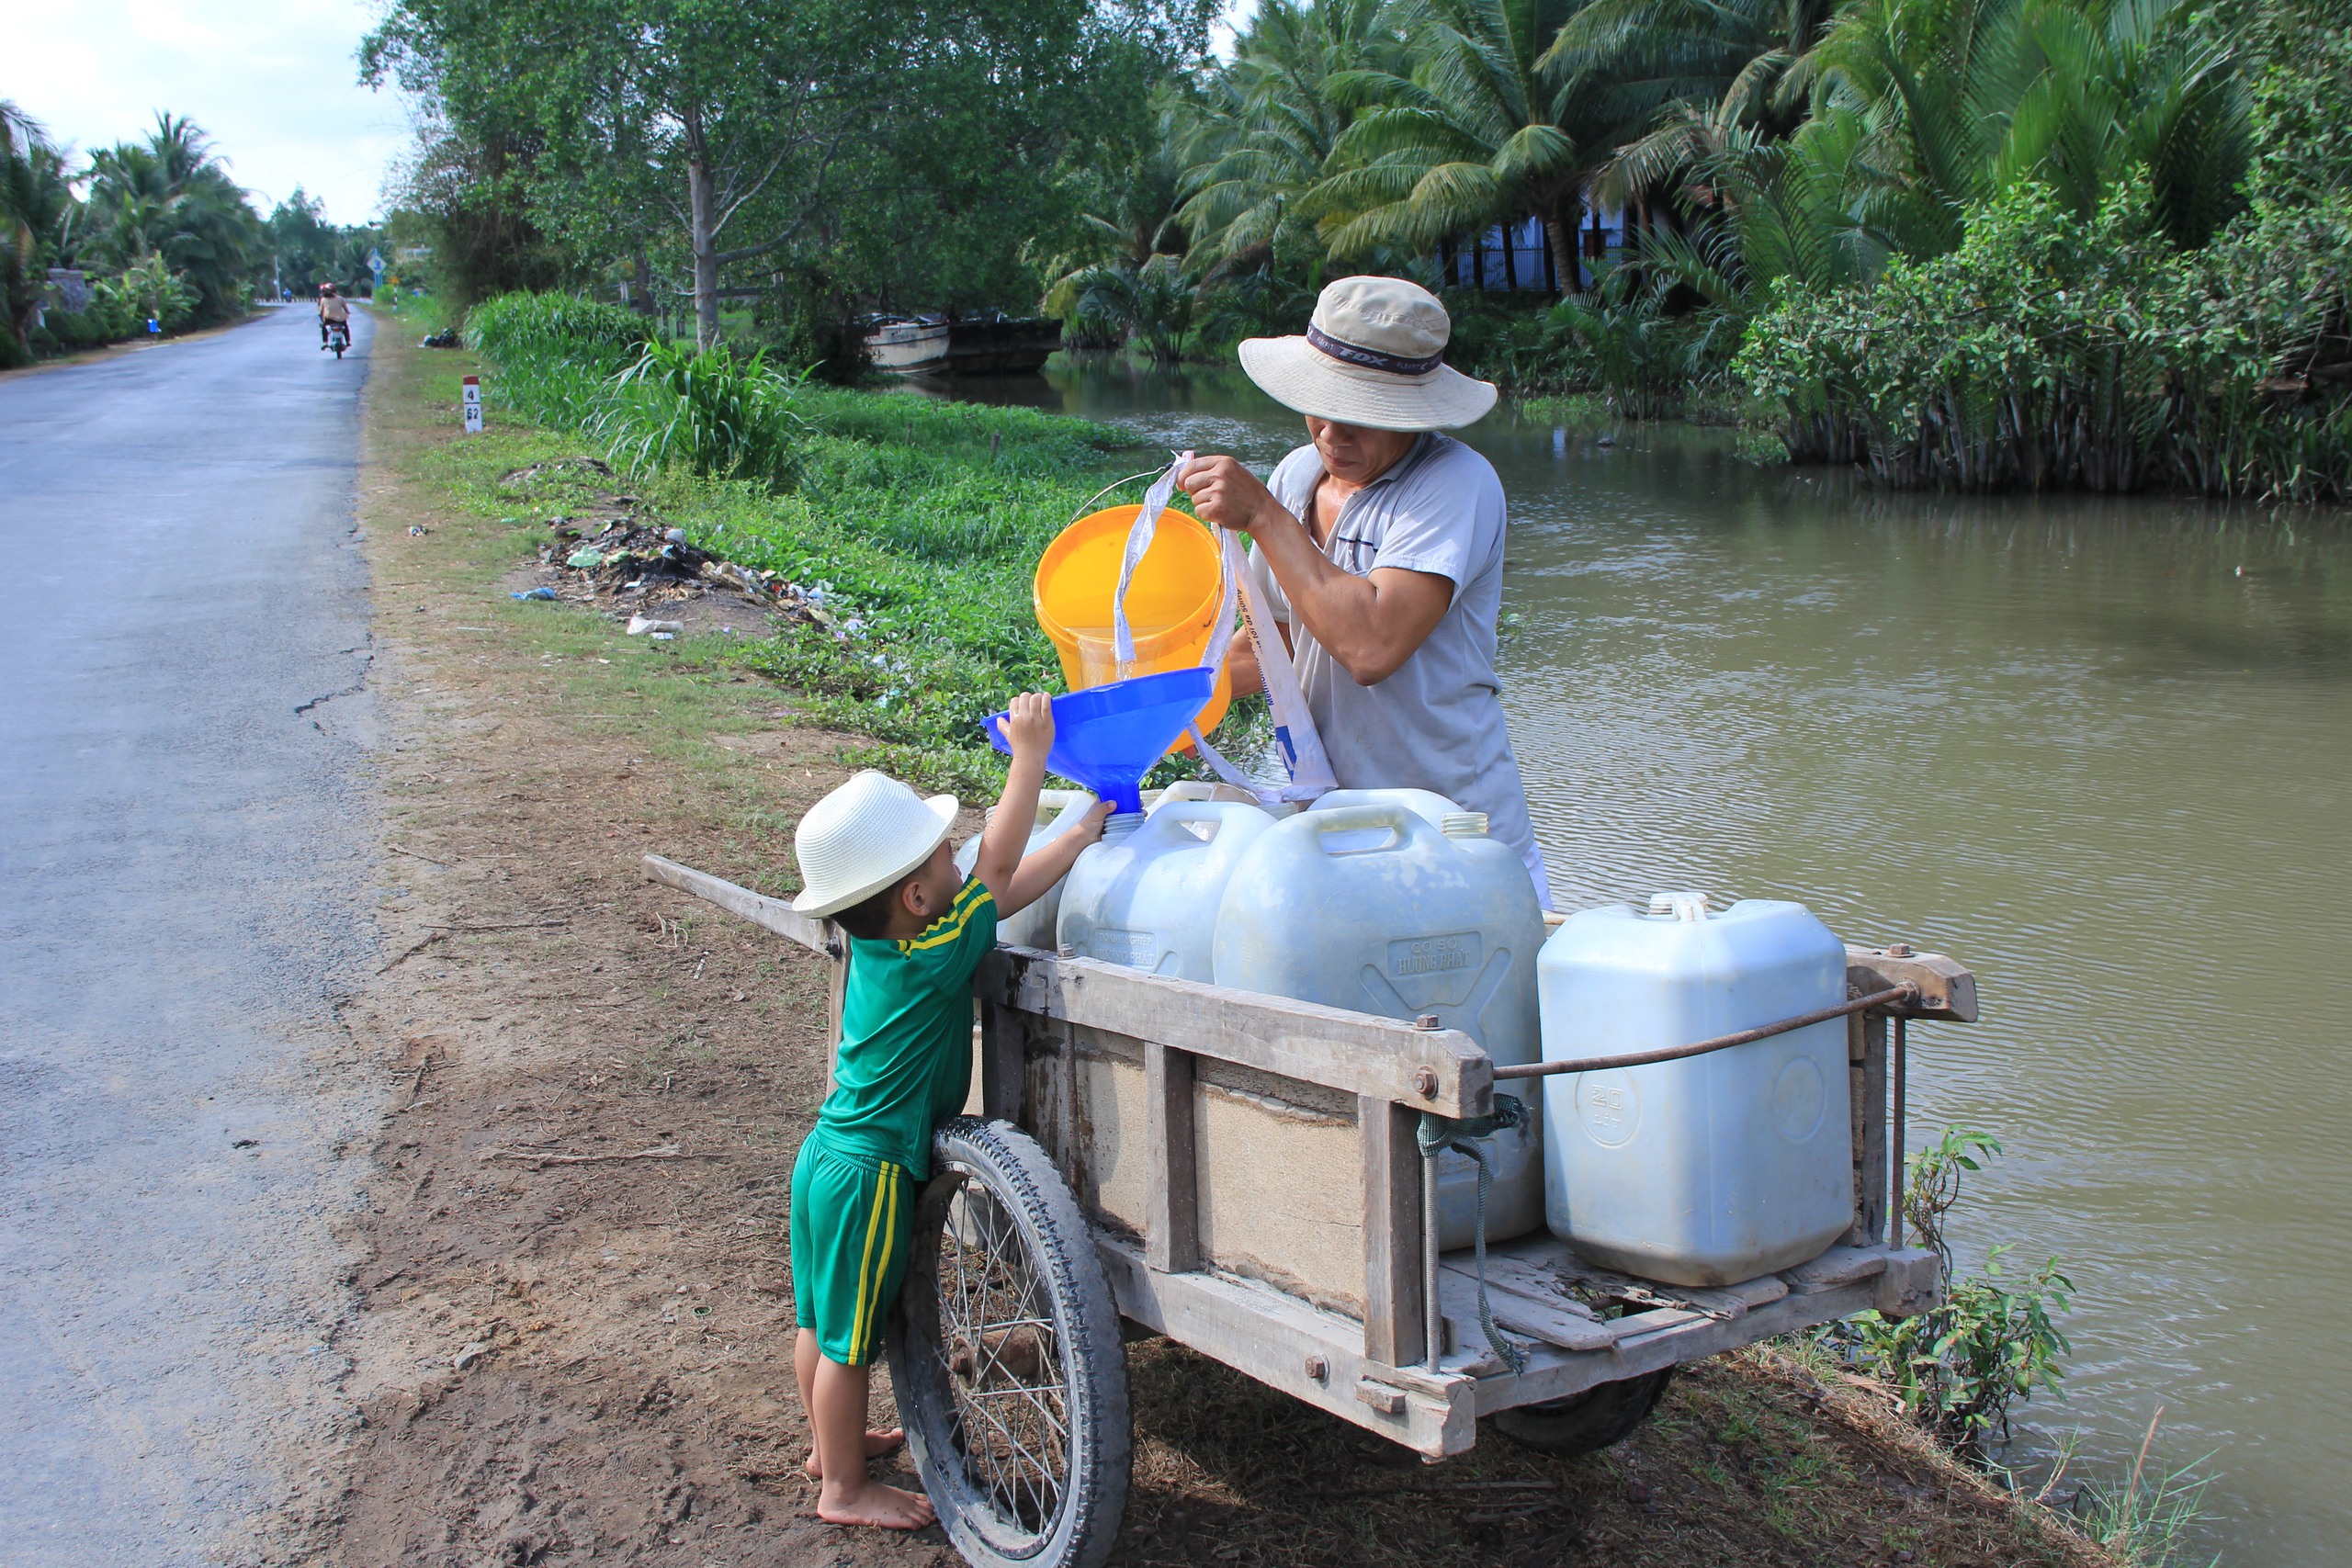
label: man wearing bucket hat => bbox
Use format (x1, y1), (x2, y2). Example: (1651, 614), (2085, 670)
(783, 695), (1110, 1529)
(1179, 275), (1552, 906)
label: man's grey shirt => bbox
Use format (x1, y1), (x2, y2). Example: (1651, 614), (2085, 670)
(1244, 433), (1551, 905)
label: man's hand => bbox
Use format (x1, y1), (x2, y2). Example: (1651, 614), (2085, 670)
(1178, 456), (1282, 535)
(1002, 692), (1055, 762)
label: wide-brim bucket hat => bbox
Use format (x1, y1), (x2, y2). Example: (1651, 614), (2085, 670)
(1238, 275), (1497, 432)
(791, 769), (959, 917)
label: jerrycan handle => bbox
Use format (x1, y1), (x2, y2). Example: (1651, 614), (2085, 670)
(1036, 788), (1097, 829)
(1307, 802), (1432, 855)
(1647, 890), (1711, 921)
(1143, 798), (1237, 842)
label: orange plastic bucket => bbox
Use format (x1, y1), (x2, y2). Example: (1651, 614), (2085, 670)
(1035, 504), (1231, 751)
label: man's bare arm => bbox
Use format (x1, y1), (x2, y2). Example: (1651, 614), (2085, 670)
(1186, 456), (1450, 685)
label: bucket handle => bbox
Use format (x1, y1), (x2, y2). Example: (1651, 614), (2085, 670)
(1066, 468), (1170, 529)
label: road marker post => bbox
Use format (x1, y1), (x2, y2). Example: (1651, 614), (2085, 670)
(462, 376), (483, 434)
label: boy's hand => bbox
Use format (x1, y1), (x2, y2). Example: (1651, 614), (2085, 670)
(1069, 799), (1114, 847)
(1003, 692), (1055, 761)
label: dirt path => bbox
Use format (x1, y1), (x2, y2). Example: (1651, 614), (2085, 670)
(287, 323), (2117, 1568)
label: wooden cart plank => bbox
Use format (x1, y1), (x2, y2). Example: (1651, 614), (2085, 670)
(1146, 1043), (1202, 1272)
(1437, 1269), (1616, 1353)
(1359, 1099), (1427, 1367)
(1847, 1010), (1888, 1247)
(644, 854), (829, 952)
(1096, 1236), (1477, 1457)
(642, 854), (848, 1058)
(1846, 945), (1977, 1021)
(1468, 1276), (1880, 1414)
(975, 947), (1494, 1117)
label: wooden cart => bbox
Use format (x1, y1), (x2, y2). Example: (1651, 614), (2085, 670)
(645, 854), (1976, 1568)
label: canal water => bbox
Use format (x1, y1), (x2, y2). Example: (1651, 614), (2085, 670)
(937, 355), (2352, 1567)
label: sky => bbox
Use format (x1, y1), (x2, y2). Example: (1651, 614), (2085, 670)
(5, 0), (411, 225)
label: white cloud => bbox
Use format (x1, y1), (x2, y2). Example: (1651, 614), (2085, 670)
(3, 0), (409, 224)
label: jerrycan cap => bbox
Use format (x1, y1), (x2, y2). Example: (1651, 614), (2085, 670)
(1441, 811), (1488, 838)
(1646, 890), (1711, 921)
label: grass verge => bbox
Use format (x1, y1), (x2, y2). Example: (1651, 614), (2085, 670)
(415, 290), (1269, 800)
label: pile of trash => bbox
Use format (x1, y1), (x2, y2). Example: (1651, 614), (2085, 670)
(539, 517), (723, 600)
(420, 328), (462, 349)
(505, 457), (857, 637)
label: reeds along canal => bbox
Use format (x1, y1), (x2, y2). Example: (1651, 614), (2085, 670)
(933, 356), (2352, 1566)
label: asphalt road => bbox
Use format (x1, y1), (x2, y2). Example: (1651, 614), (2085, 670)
(0, 307), (381, 1563)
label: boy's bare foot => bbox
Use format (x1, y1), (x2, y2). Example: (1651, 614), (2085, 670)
(817, 1479), (936, 1530)
(803, 1427), (905, 1479)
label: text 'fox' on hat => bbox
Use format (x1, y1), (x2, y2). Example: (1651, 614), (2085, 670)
(1238, 276), (1498, 432)
(791, 770), (960, 918)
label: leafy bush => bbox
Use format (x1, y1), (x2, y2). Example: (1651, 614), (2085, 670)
(464, 291), (648, 376)
(465, 292), (813, 487)
(1738, 180), (2352, 500)
(1739, 184), (2186, 487)
(105, 256), (198, 333)
(590, 340), (810, 486)
(1819, 1128), (2074, 1459)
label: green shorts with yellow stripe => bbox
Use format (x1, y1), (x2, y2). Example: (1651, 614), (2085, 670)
(791, 1134), (917, 1367)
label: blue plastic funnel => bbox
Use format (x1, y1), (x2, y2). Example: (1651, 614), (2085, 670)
(984, 667), (1216, 815)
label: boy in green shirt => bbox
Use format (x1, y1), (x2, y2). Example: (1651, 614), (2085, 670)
(786, 693), (1109, 1529)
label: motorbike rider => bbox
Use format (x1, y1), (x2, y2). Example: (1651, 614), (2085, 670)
(317, 283), (350, 349)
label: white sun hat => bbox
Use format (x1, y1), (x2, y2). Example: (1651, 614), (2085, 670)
(791, 770), (960, 917)
(1238, 276), (1498, 432)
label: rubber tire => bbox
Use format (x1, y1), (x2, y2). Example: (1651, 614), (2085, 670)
(1490, 1367), (1675, 1457)
(888, 1116), (1131, 1568)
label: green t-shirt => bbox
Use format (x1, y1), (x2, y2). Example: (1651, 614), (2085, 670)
(813, 876), (996, 1177)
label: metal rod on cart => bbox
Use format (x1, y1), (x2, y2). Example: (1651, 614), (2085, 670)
(1492, 983), (1920, 1080)
(1422, 1145), (1443, 1371)
(1892, 1015), (1908, 1251)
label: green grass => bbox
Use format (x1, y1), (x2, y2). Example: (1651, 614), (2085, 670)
(436, 303), (1271, 795)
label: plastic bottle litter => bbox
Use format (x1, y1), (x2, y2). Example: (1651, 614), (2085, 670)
(627, 615), (685, 637)
(511, 587), (558, 601)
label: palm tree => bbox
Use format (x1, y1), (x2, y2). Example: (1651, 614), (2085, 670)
(2, 103), (75, 362)
(1539, 0), (1838, 212)
(1306, 0), (1633, 294)
(1174, 0), (1398, 279)
(1069, 253), (1195, 361)
(1792, 0), (2250, 255)
(1038, 99), (1195, 344)
(83, 113), (267, 323)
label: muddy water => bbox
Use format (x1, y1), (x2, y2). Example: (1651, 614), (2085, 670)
(938, 355), (2352, 1566)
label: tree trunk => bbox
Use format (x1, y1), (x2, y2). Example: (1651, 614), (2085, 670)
(685, 117), (719, 348)
(1544, 206), (1580, 297)
(1501, 222), (1521, 292)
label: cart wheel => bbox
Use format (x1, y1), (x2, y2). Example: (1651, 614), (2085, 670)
(1491, 1367), (1675, 1457)
(888, 1116), (1130, 1568)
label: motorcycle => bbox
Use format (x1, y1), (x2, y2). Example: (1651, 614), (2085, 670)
(326, 320), (350, 359)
